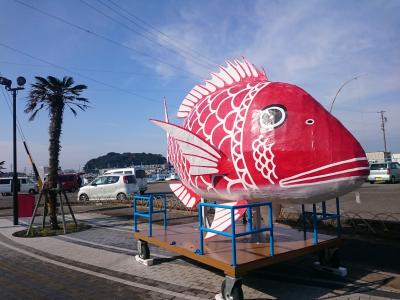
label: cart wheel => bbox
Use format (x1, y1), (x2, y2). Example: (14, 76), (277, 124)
(319, 248), (340, 268)
(221, 280), (244, 300)
(138, 240), (150, 260)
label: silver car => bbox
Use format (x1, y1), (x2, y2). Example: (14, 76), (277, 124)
(77, 174), (139, 201)
(368, 162), (400, 184)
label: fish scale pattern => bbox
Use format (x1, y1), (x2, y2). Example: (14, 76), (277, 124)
(176, 81), (269, 193)
(252, 135), (277, 184)
(167, 58), (271, 197)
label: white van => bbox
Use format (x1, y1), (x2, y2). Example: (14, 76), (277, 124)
(103, 167), (147, 194)
(0, 177), (38, 195)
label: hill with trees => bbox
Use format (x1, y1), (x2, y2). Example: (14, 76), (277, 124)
(83, 152), (166, 171)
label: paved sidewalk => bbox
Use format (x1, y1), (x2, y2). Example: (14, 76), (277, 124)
(0, 213), (399, 299)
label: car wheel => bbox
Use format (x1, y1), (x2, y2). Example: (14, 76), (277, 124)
(79, 193), (89, 201)
(369, 181), (375, 184)
(390, 176), (396, 184)
(116, 193), (127, 201)
(138, 240), (150, 260)
(221, 280), (244, 300)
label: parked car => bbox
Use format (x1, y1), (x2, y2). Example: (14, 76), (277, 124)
(368, 162), (400, 184)
(59, 173), (82, 192)
(0, 177), (38, 195)
(77, 174), (139, 201)
(165, 172), (180, 181)
(103, 167), (147, 195)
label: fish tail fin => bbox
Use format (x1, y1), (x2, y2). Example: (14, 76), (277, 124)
(205, 200), (248, 240)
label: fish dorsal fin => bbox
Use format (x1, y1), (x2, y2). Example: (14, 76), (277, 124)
(177, 58), (268, 119)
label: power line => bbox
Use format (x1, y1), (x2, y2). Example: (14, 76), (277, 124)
(0, 60), (192, 79)
(0, 42), (167, 105)
(332, 106), (377, 114)
(105, 0), (218, 68)
(80, 0), (213, 71)
(13, 0), (202, 78)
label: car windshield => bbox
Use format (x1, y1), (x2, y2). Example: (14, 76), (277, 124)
(370, 164), (388, 170)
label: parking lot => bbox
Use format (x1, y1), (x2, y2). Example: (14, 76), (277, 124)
(1, 181), (399, 220)
(0, 181), (399, 299)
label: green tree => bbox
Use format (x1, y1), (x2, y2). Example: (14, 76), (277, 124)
(25, 76), (88, 229)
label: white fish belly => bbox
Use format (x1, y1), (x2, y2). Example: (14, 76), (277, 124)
(197, 177), (365, 205)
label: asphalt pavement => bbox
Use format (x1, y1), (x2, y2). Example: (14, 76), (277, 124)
(0, 182), (399, 299)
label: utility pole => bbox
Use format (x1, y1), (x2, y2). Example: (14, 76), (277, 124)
(378, 110), (388, 153)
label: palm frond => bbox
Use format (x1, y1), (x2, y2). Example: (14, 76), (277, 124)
(63, 76), (74, 87)
(28, 107), (42, 121)
(68, 105), (77, 116)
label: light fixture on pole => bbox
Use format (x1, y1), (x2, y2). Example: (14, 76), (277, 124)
(0, 75), (26, 225)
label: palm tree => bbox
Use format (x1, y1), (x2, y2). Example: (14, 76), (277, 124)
(25, 76), (88, 229)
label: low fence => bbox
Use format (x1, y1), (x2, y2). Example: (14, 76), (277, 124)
(37, 192), (400, 238)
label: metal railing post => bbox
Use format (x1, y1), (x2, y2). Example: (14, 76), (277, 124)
(301, 204), (306, 240)
(336, 197), (341, 238)
(268, 204), (274, 256)
(312, 204), (318, 244)
(231, 208), (237, 267)
(163, 193), (167, 229)
(149, 196), (153, 237)
(198, 203), (204, 255)
(133, 196), (138, 232)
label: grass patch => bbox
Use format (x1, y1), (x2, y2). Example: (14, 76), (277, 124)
(13, 222), (91, 238)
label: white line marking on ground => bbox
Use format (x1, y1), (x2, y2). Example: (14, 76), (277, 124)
(0, 240), (207, 300)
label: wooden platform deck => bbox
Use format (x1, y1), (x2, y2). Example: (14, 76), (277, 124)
(134, 222), (341, 277)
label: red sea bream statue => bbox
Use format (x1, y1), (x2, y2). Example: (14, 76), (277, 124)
(151, 58), (369, 238)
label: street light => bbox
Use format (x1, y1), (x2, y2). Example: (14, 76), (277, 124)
(0, 75), (26, 225)
(329, 74), (365, 113)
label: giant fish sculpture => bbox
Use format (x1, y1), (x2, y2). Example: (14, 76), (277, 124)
(151, 58), (369, 238)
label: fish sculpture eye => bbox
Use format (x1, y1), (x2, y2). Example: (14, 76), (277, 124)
(259, 105), (287, 130)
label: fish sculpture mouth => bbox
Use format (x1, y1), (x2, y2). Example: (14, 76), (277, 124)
(279, 157), (369, 188)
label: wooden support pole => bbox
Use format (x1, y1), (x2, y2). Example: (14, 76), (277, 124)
(59, 191), (67, 234)
(26, 190), (43, 236)
(62, 190), (77, 227)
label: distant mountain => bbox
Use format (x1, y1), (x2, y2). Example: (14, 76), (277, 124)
(83, 152), (166, 171)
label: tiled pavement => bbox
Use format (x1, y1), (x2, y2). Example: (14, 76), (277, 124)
(0, 213), (399, 299)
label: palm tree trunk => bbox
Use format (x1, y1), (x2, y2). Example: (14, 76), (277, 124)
(47, 104), (64, 230)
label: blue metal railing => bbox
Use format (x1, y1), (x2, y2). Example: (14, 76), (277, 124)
(301, 197), (341, 244)
(133, 193), (167, 237)
(198, 202), (274, 267)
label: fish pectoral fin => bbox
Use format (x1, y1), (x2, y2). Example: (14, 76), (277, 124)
(205, 200), (248, 240)
(150, 119), (223, 176)
(169, 182), (200, 209)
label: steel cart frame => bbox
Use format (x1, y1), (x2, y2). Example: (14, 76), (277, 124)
(133, 195), (344, 300)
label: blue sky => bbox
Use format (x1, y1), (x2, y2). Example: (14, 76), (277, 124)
(0, 0), (399, 171)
